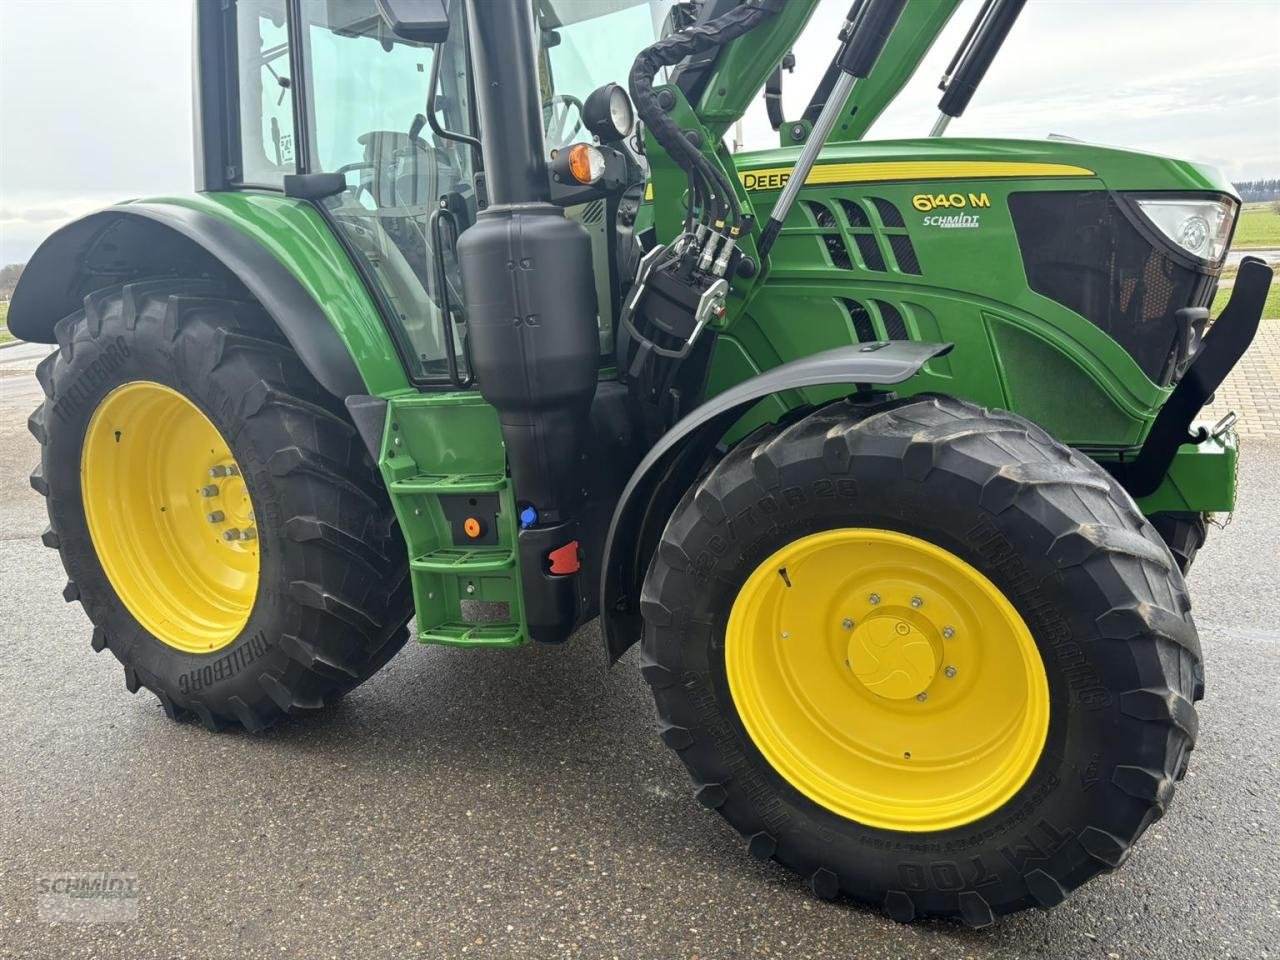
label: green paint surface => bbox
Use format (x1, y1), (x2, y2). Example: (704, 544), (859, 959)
(134, 192), (413, 398)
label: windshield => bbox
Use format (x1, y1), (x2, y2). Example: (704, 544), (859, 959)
(537, 0), (673, 150)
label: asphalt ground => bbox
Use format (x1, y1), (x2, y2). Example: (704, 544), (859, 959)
(1, 343), (1277, 959)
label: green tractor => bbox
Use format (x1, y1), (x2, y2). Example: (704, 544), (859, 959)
(11, 0), (1270, 925)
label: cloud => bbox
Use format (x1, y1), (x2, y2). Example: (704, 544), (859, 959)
(0, 207), (74, 224)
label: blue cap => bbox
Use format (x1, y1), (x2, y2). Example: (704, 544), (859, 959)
(519, 506), (538, 529)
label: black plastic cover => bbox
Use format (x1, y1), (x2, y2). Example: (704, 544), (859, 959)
(1010, 190), (1214, 385)
(375, 0), (449, 43)
(456, 203), (599, 520)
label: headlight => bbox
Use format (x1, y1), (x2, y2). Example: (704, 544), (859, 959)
(1132, 196), (1236, 264)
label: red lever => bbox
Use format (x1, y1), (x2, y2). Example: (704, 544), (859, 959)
(547, 540), (581, 575)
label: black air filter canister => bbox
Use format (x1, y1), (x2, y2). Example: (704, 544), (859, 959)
(457, 202), (599, 521)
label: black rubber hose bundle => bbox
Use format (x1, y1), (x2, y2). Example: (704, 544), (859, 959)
(629, 0), (784, 230)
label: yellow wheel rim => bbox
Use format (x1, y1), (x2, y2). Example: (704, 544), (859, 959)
(81, 381), (259, 653)
(725, 528), (1049, 833)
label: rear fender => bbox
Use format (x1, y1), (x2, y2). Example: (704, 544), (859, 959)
(7, 202), (381, 398)
(601, 340), (951, 662)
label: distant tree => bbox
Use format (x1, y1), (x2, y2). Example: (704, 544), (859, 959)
(1273, 199), (1280, 216)
(0, 263), (24, 299)
(1235, 179), (1280, 203)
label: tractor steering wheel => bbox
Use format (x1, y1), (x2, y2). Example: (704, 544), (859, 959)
(544, 94), (584, 150)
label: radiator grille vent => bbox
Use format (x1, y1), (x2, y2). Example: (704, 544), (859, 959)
(804, 200), (838, 228)
(802, 197), (920, 276)
(838, 298), (879, 343)
(839, 199), (871, 228)
(855, 235), (886, 272)
(888, 234), (922, 274)
(869, 197), (906, 228)
(874, 300), (910, 341)
(824, 235), (853, 269)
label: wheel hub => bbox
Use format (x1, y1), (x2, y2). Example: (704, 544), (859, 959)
(846, 614), (940, 700)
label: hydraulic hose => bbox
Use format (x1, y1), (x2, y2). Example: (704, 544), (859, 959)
(629, 0), (785, 229)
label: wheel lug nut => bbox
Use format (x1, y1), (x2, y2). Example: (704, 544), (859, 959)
(942, 626), (955, 639)
(916, 692), (928, 702)
(868, 593), (880, 605)
(222, 528), (242, 541)
(841, 618), (854, 630)
(206, 511), (225, 524)
(209, 465), (234, 478)
(944, 665), (957, 679)
(241, 527), (257, 541)
(201, 484), (219, 497)
(910, 596), (923, 608)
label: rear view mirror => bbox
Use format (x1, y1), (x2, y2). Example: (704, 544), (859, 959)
(375, 0), (449, 43)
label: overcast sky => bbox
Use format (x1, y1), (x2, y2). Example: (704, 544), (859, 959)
(1, 0), (1277, 265)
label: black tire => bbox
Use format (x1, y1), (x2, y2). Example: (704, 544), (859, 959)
(30, 279), (412, 732)
(640, 395), (1202, 925)
(1150, 511), (1208, 575)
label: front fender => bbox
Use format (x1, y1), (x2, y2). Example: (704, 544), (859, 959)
(600, 340), (951, 662)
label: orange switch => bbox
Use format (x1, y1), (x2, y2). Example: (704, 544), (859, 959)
(463, 517), (483, 539)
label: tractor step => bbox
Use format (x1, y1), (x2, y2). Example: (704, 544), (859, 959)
(379, 392), (528, 647)
(418, 621), (525, 647)
(412, 546), (515, 573)
(390, 472), (507, 495)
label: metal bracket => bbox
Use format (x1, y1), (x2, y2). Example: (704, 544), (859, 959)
(1105, 257), (1271, 498)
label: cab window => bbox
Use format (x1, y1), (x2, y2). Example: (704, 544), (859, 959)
(234, 0), (296, 185)
(298, 0), (477, 383)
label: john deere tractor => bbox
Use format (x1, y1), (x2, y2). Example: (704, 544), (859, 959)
(11, 0), (1271, 925)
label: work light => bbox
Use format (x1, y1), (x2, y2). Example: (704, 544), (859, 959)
(583, 82), (635, 142)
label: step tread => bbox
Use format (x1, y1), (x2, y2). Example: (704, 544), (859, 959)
(418, 621), (524, 647)
(412, 546), (515, 572)
(390, 472), (507, 494)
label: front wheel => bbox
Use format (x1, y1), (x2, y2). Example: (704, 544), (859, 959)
(640, 395), (1202, 924)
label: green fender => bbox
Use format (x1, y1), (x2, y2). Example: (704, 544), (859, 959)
(8, 192), (412, 399)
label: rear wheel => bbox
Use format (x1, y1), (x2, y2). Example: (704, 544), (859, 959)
(640, 395), (1201, 924)
(30, 280), (411, 731)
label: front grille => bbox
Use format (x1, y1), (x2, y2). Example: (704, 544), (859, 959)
(1010, 190), (1210, 385)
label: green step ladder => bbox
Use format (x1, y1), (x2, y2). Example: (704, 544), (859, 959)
(380, 392), (527, 647)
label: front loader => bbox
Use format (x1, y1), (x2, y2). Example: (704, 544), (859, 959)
(10, 0), (1270, 924)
